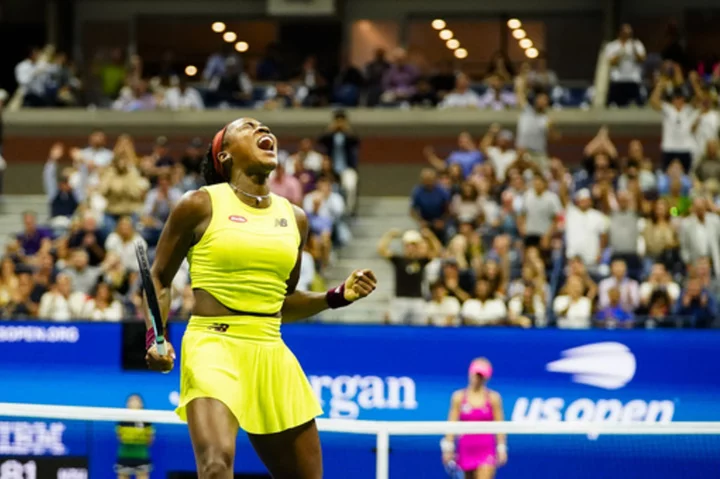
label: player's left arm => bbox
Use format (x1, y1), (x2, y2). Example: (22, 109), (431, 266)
(282, 205), (376, 323)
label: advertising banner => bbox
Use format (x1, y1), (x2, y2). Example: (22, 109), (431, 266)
(1, 322), (719, 479)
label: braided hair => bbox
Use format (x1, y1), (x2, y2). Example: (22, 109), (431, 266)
(201, 145), (226, 186)
(201, 124), (232, 186)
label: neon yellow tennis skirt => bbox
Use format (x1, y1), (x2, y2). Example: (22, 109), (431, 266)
(175, 315), (322, 435)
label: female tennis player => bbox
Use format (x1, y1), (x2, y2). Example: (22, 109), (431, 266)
(441, 358), (507, 479)
(144, 118), (377, 479)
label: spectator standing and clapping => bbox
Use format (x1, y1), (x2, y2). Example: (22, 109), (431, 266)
(43, 143), (87, 223)
(37, 273), (86, 321)
(650, 77), (698, 173)
(99, 154), (149, 231)
(381, 48), (419, 106)
(680, 198), (720, 277)
(563, 189), (609, 274)
(605, 24), (646, 107)
(516, 83), (556, 170)
(377, 229), (437, 324)
(317, 111), (359, 214)
(439, 73), (483, 109)
(480, 125), (517, 182)
(598, 259), (641, 313)
(411, 169), (450, 243)
(425, 282), (461, 327)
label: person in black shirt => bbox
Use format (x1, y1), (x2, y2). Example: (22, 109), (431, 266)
(365, 49), (390, 106)
(410, 78), (439, 108)
(378, 228), (441, 324)
(67, 215), (106, 267)
(429, 60), (457, 99)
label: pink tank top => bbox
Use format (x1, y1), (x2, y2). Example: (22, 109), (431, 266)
(458, 390), (494, 423)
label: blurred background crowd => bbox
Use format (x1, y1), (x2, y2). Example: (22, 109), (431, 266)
(1, 1), (720, 329)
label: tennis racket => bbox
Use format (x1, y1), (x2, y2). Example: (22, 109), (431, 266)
(135, 241), (167, 356)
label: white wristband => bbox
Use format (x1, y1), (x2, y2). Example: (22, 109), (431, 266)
(440, 438), (455, 454)
(497, 444), (508, 453)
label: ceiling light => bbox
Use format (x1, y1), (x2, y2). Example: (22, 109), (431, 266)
(222, 31), (237, 43)
(432, 19), (446, 30)
(211, 22), (226, 33)
(446, 39), (460, 50)
(507, 19), (521, 29)
(454, 48), (468, 59)
(439, 29), (453, 40)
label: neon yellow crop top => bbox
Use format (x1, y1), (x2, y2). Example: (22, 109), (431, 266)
(188, 183), (300, 315)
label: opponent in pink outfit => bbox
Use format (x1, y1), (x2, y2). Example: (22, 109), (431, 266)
(442, 358), (508, 479)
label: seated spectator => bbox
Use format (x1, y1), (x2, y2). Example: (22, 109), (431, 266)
(17, 211), (53, 256)
(140, 173), (182, 246)
(480, 125), (517, 182)
(80, 281), (123, 321)
(3, 272), (38, 318)
(640, 289), (673, 327)
(289, 138), (324, 174)
(478, 259), (507, 299)
(38, 273), (86, 321)
(693, 139), (720, 187)
(429, 60), (457, 99)
(31, 253), (56, 303)
(99, 154), (149, 232)
(507, 263), (548, 302)
(0, 257), (19, 309)
(105, 217), (146, 273)
(112, 79), (157, 111)
(439, 258), (474, 303)
(478, 74), (517, 110)
(15, 47), (52, 107)
(608, 190), (642, 278)
(270, 160), (303, 206)
(294, 55), (330, 107)
(598, 259), (640, 312)
(409, 78), (439, 108)
(460, 277), (508, 326)
(553, 274), (593, 329)
(162, 75), (204, 111)
(210, 57), (253, 107)
(380, 48), (419, 105)
(519, 173), (561, 250)
(485, 51), (515, 84)
(595, 287), (635, 328)
(425, 282), (461, 327)
(63, 249), (101, 295)
(674, 277), (718, 328)
(694, 256), (720, 299)
(180, 137), (205, 186)
(377, 229), (434, 324)
(508, 281), (544, 327)
(640, 263), (680, 306)
(527, 58), (559, 92)
(657, 159), (692, 195)
(263, 83), (299, 109)
(140, 136), (175, 185)
(426, 132), (483, 180)
(67, 214), (106, 267)
(450, 183), (482, 225)
(564, 189), (609, 273)
(680, 197), (720, 277)
(411, 168), (450, 242)
(440, 73), (482, 109)
(333, 55), (364, 107)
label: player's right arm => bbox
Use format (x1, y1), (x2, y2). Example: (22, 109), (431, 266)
(441, 390), (463, 463)
(146, 190), (210, 371)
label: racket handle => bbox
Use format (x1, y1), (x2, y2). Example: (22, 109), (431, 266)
(156, 338), (167, 356)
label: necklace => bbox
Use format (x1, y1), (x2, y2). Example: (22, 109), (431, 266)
(229, 182), (271, 206)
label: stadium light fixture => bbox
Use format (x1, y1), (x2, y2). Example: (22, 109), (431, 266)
(235, 41), (249, 53)
(223, 31), (237, 43)
(454, 48), (468, 59)
(432, 19), (446, 30)
(185, 65), (198, 77)
(525, 48), (539, 59)
(212, 22), (226, 33)
(439, 29), (454, 40)
(507, 19), (521, 30)
(512, 29), (526, 40)
(519, 38), (533, 49)
(446, 39), (460, 50)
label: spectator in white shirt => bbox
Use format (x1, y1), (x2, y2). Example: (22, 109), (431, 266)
(640, 262), (680, 307)
(461, 277), (508, 326)
(605, 24), (646, 107)
(650, 78), (698, 173)
(440, 73), (483, 109)
(15, 47), (51, 107)
(163, 76), (205, 111)
(104, 217), (147, 273)
(38, 273), (86, 321)
(564, 189), (609, 271)
(508, 281), (544, 327)
(425, 282), (461, 326)
(553, 275), (592, 329)
(692, 94), (719, 166)
(598, 259), (640, 312)
(679, 197), (720, 278)
(77, 130), (113, 189)
(288, 138), (324, 174)
(80, 281), (123, 321)
(479, 124), (517, 182)
(478, 74), (517, 110)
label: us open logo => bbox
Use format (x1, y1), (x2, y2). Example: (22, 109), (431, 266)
(229, 215), (247, 223)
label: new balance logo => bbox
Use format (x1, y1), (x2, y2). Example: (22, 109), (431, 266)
(275, 218), (288, 227)
(207, 323), (229, 333)
(546, 342), (636, 390)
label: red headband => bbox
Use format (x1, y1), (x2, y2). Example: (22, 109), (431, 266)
(210, 125), (229, 176)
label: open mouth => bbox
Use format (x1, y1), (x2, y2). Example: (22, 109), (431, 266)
(256, 135), (275, 152)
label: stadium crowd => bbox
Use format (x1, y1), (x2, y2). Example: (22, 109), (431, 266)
(0, 111), (357, 321)
(380, 63), (720, 328)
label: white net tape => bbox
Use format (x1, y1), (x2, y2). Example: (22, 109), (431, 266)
(2, 403), (720, 479)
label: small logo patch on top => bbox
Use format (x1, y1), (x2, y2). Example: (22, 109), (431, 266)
(275, 218), (288, 227)
(229, 215), (247, 223)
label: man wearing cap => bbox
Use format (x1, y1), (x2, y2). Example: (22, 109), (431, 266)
(564, 188), (609, 272)
(480, 124), (517, 182)
(377, 228), (439, 324)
